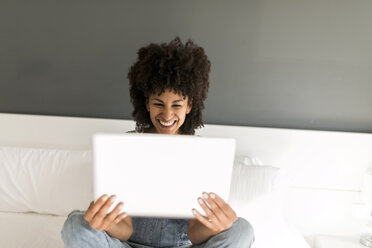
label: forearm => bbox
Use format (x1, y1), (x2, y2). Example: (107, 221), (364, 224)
(187, 220), (216, 245)
(106, 219), (133, 242)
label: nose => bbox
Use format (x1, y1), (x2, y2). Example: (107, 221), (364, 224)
(162, 106), (174, 120)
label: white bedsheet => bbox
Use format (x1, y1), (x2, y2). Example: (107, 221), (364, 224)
(0, 212), (310, 248)
(0, 212), (65, 248)
(251, 223), (311, 248)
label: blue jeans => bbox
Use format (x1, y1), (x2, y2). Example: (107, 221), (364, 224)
(61, 210), (255, 248)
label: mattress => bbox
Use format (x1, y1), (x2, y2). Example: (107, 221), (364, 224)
(0, 212), (66, 248)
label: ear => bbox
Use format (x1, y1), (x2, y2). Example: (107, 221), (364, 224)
(186, 104), (192, 115)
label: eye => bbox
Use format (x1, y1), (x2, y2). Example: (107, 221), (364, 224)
(154, 103), (163, 106)
(173, 105), (182, 108)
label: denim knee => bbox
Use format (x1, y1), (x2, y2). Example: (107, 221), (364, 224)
(231, 217), (255, 246)
(61, 210), (102, 248)
(61, 211), (85, 245)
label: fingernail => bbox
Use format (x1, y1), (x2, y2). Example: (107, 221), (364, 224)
(111, 196), (117, 202)
(102, 195), (108, 201)
(198, 198), (204, 205)
(210, 193), (216, 199)
(118, 203), (123, 210)
(122, 213), (127, 218)
(192, 209), (197, 215)
(202, 192), (209, 199)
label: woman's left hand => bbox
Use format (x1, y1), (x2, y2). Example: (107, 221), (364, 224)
(192, 192), (238, 235)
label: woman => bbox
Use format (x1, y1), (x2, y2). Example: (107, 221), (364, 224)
(61, 37), (255, 248)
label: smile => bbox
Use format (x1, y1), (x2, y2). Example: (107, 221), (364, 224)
(158, 120), (176, 127)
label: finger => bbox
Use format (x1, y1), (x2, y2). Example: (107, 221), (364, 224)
(95, 195), (116, 219)
(113, 211), (128, 224)
(87, 201), (94, 210)
(202, 193), (226, 222)
(209, 192), (237, 221)
(104, 213), (127, 231)
(90, 195), (116, 228)
(100, 202), (124, 230)
(197, 197), (218, 223)
(192, 208), (213, 229)
(104, 211), (128, 231)
(84, 195), (108, 222)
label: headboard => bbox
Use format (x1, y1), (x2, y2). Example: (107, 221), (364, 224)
(1, 112), (371, 243)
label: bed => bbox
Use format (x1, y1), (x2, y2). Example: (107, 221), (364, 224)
(1, 112), (371, 248)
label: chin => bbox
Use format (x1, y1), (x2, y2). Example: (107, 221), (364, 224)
(159, 130), (177, 135)
(155, 126), (178, 135)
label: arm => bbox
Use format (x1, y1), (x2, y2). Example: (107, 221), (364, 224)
(188, 219), (217, 244)
(106, 216), (133, 242)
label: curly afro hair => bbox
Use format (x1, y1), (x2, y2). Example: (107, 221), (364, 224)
(128, 37), (211, 135)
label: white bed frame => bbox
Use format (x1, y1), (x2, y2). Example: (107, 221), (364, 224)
(1, 112), (371, 247)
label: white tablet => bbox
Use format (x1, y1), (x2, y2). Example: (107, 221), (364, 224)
(92, 133), (235, 219)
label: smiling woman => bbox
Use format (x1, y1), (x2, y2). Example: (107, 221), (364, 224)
(61, 37), (255, 248)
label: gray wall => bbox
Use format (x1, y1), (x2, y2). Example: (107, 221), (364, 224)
(1, 0), (372, 133)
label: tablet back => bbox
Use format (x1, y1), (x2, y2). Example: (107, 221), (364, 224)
(93, 133), (235, 218)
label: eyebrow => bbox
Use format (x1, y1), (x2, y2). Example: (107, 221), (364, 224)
(153, 98), (184, 103)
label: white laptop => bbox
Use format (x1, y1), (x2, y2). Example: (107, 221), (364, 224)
(92, 133), (236, 219)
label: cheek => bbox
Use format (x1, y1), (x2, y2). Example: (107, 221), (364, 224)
(178, 109), (188, 121)
(148, 108), (158, 121)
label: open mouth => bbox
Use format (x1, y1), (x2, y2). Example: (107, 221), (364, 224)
(158, 120), (176, 128)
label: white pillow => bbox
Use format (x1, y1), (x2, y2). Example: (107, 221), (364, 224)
(229, 155), (284, 210)
(0, 146), (92, 216)
(228, 156), (308, 248)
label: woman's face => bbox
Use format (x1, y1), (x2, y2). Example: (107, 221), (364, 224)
(146, 89), (192, 134)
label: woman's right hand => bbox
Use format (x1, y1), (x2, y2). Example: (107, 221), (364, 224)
(83, 194), (127, 231)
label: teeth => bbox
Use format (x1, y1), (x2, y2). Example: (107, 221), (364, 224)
(159, 120), (175, 126)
